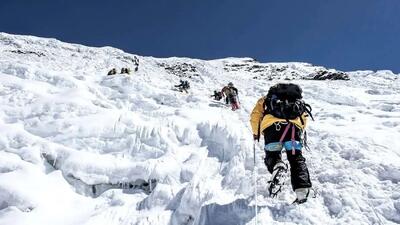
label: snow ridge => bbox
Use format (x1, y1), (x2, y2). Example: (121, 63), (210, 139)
(0, 33), (399, 225)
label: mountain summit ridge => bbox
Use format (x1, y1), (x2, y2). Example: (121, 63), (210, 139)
(0, 33), (399, 225)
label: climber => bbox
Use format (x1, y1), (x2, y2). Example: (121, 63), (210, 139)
(250, 83), (314, 204)
(107, 68), (117, 76)
(210, 90), (223, 101)
(134, 56), (139, 71)
(221, 82), (240, 110)
(175, 80), (190, 93)
(120, 68), (131, 74)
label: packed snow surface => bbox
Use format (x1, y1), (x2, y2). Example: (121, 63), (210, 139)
(0, 33), (399, 225)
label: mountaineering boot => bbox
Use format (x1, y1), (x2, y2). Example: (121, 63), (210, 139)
(267, 162), (288, 197)
(293, 187), (310, 204)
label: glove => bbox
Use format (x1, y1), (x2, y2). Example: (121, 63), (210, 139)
(253, 134), (259, 141)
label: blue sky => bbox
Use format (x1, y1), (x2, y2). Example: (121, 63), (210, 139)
(1, 0), (399, 72)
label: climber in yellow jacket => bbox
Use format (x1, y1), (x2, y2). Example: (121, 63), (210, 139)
(250, 97), (308, 136)
(250, 83), (313, 204)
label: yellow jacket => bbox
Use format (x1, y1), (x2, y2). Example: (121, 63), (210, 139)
(250, 97), (308, 136)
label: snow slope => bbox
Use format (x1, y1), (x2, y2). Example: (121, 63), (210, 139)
(0, 33), (399, 225)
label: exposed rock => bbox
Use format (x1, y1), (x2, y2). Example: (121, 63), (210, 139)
(223, 61), (350, 81)
(158, 62), (200, 78)
(8, 49), (45, 57)
(309, 70), (350, 80)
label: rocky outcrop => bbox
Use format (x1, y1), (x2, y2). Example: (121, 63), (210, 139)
(158, 62), (200, 78)
(223, 61), (350, 80)
(8, 49), (45, 57)
(308, 70), (350, 80)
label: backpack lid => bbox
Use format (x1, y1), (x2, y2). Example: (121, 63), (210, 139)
(264, 83), (311, 121)
(267, 83), (302, 102)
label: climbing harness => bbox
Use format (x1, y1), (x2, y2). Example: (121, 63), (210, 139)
(279, 123), (297, 155)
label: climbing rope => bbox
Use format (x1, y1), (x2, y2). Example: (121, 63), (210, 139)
(253, 141), (258, 225)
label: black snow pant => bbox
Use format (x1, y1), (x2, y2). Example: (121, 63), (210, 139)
(263, 125), (312, 191)
(228, 94), (237, 104)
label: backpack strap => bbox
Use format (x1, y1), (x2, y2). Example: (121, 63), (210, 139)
(300, 116), (305, 125)
(279, 123), (298, 155)
(279, 123), (291, 143)
(291, 124), (296, 155)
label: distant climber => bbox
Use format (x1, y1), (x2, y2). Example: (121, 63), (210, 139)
(210, 90), (223, 101)
(175, 80), (190, 93)
(120, 68), (131, 74)
(107, 68), (117, 76)
(250, 83), (314, 204)
(134, 56), (139, 72)
(221, 82), (240, 110)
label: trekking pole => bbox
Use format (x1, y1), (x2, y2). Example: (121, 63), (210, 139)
(253, 140), (258, 225)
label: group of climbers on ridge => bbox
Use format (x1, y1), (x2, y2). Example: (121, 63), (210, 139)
(191, 81), (314, 203)
(106, 57), (314, 203)
(174, 79), (240, 111)
(107, 56), (139, 76)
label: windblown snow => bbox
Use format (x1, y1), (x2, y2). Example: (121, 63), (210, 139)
(0, 33), (399, 225)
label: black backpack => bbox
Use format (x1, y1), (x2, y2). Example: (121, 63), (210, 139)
(264, 83), (313, 123)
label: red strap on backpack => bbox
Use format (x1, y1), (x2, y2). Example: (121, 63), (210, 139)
(279, 123), (296, 155)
